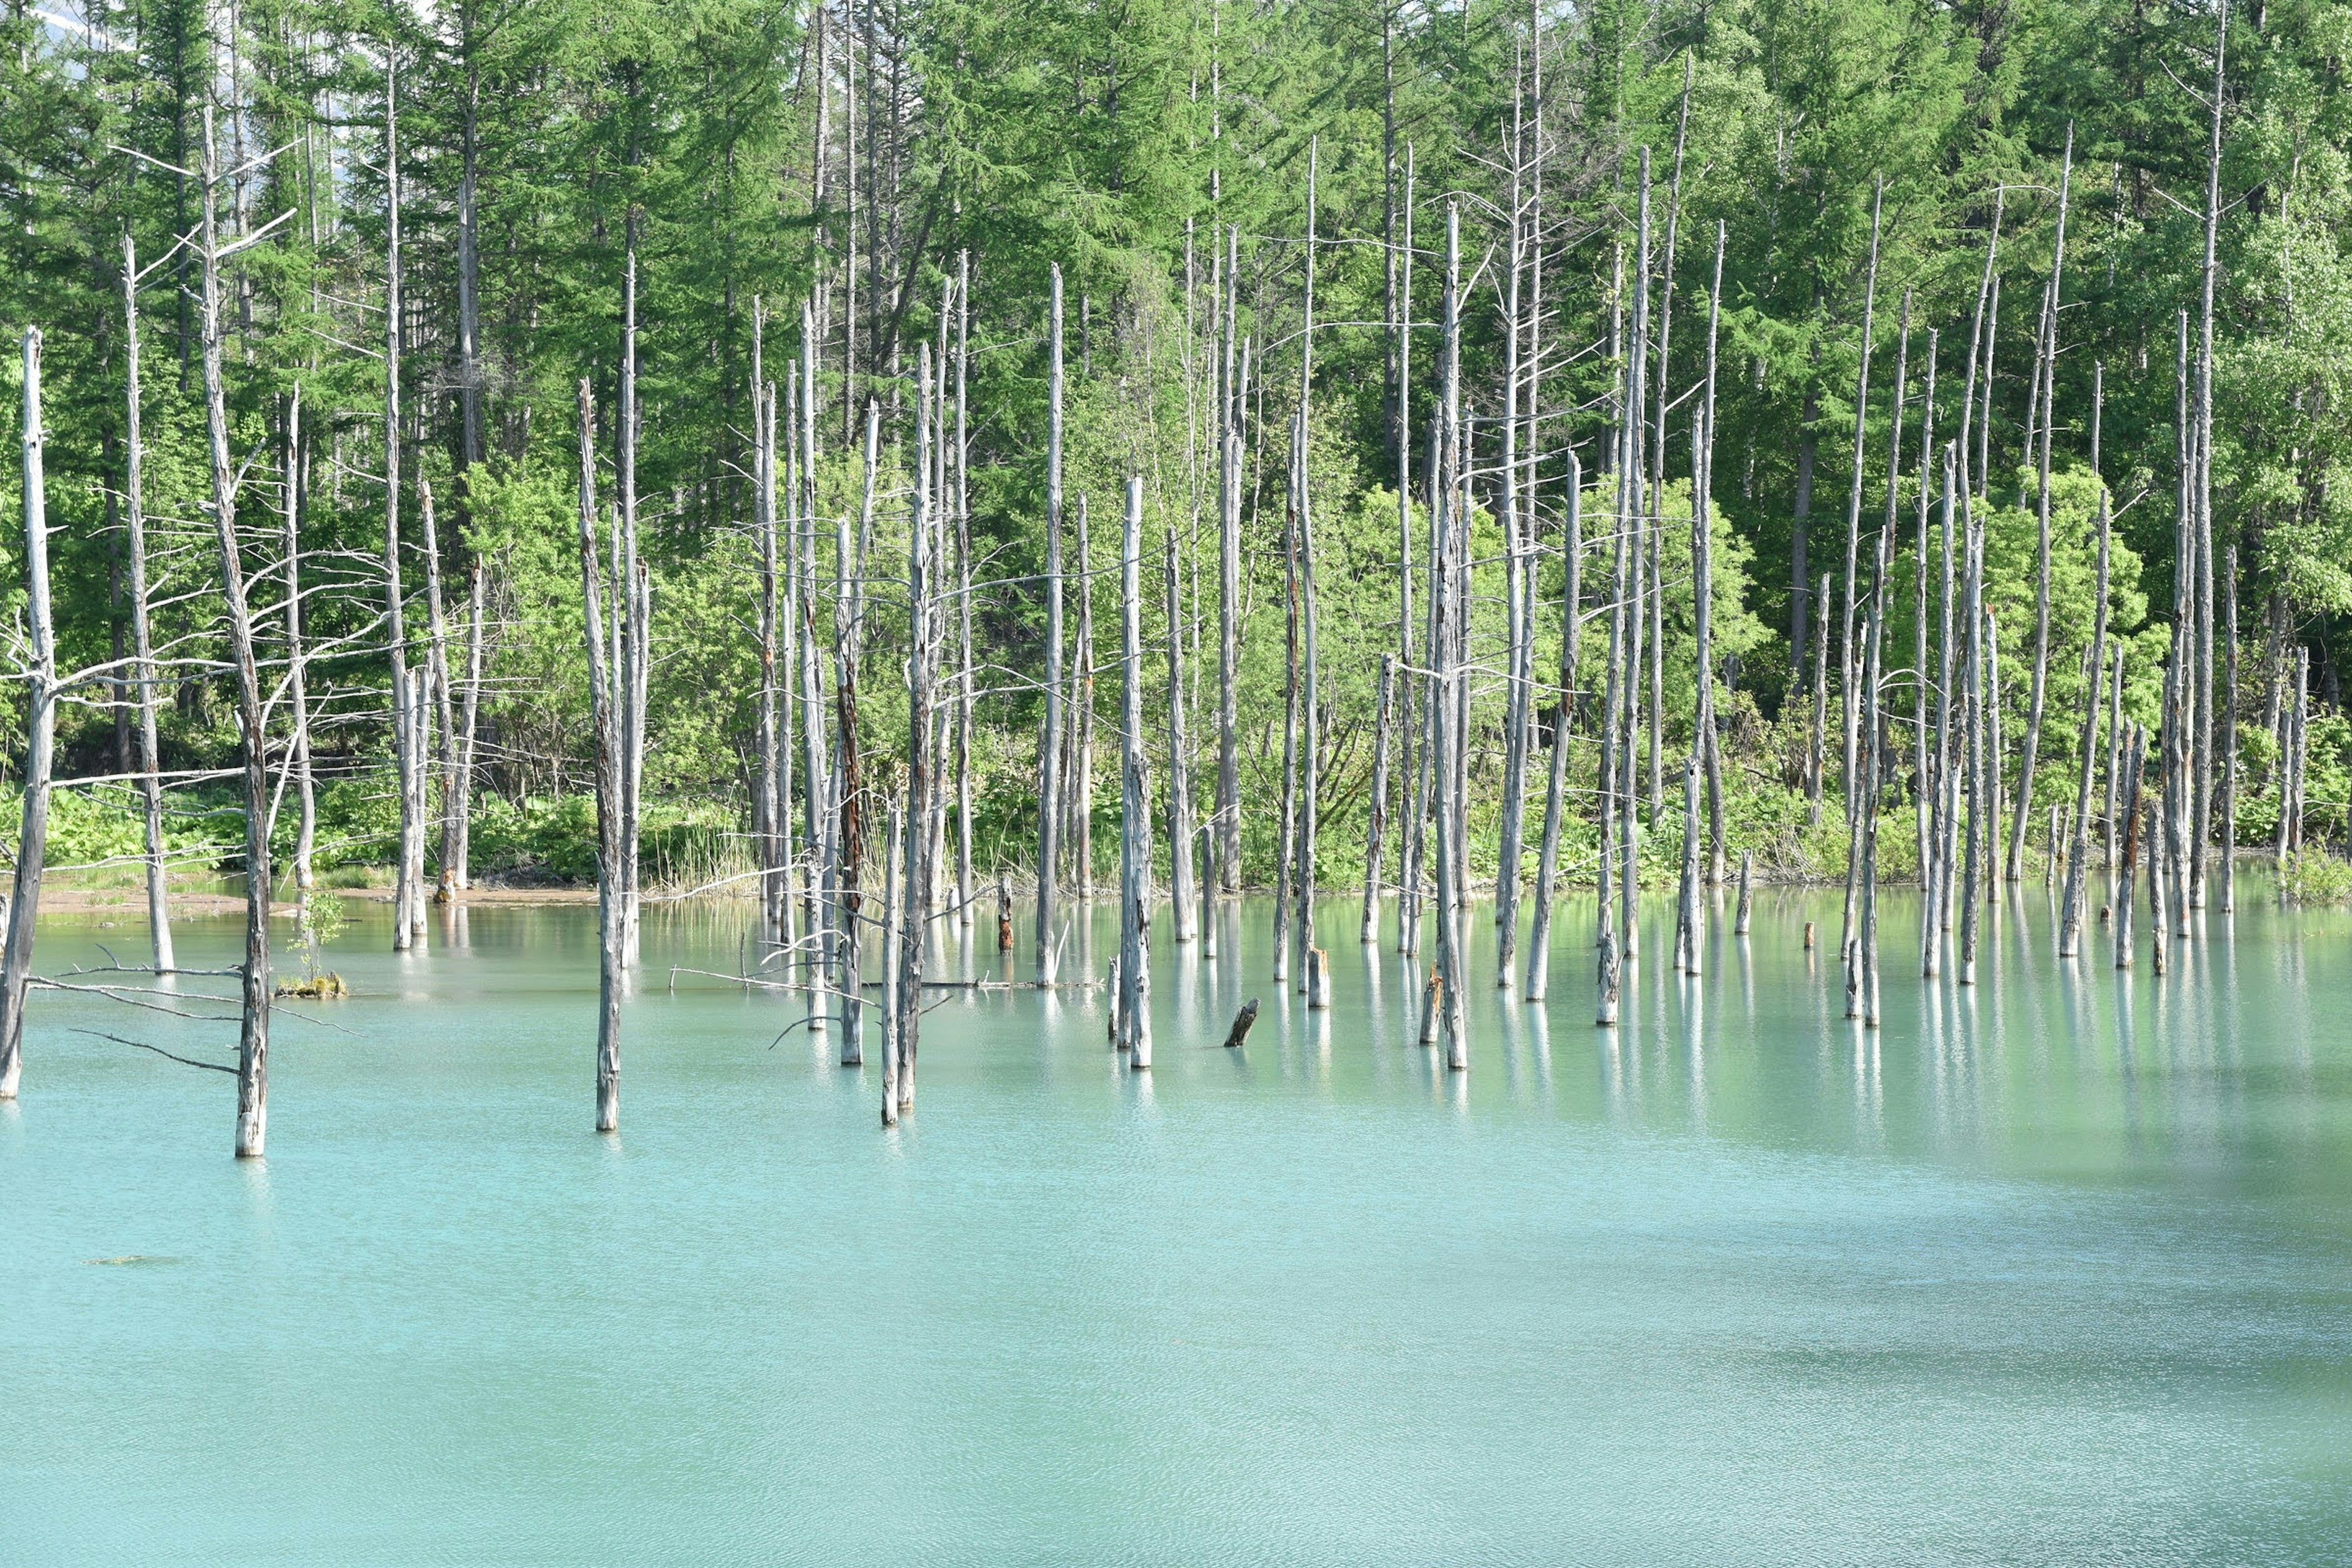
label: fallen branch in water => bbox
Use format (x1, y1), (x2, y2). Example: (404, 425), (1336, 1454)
(73, 1027), (236, 1074)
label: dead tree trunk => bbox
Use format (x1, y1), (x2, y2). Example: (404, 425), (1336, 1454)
(894, 348), (938, 1112)
(577, 381), (624, 1131)
(2221, 548), (2239, 913)
(421, 483), (459, 902)
(122, 236), (175, 974)
(1118, 477), (1153, 1068)
(1526, 453), (1581, 1003)
(0, 330), (56, 1101)
(197, 122), (274, 1157)
(1216, 229), (1243, 896)
(1361, 655), (1394, 945)
(2008, 130), (2073, 883)
(384, 78), (417, 952)
(1036, 267), (1064, 980)
(283, 386), (315, 902)
(2060, 368), (2108, 957)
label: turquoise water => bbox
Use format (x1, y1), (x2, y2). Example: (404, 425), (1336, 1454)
(5, 886), (2350, 1565)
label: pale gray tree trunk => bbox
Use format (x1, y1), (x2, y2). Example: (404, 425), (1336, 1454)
(1037, 268), (1064, 980)
(122, 236), (175, 974)
(197, 120), (274, 1158)
(0, 329), (56, 1101)
(2008, 130), (2072, 883)
(577, 381), (623, 1131)
(1118, 477), (1153, 1067)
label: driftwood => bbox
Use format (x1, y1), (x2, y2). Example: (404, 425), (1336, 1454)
(1223, 998), (1260, 1049)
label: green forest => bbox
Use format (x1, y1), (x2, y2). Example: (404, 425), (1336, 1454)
(0, 0), (2345, 914)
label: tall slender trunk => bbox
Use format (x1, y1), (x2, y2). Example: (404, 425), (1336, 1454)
(954, 252), (974, 926)
(2192, 7), (2230, 909)
(2060, 368), (2108, 956)
(122, 235), (175, 974)
(1527, 454), (1581, 1003)
(1433, 203), (1469, 1068)
(577, 382), (624, 1131)
(1216, 230), (1243, 895)
(0, 330), (56, 1101)
(383, 69), (416, 952)
(283, 387), (315, 901)
(1118, 477), (1154, 1066)
(2008, 130), (2073, 881)
(894, 347), (937, 1112)
(1838, 184), (1883, 962)
(1293, 143), (1320, 991)
(1036, 268), (1064, 978)
(198, 121), (273, 1158)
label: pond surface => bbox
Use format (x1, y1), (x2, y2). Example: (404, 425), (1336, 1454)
(5, 883), (2351, 1565)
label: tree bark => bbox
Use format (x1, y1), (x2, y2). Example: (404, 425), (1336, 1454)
(0, 330), (56, 1101)
(1036, 268), (1064, 979)
(1118, 477), (1153, 1067)
(2008, 130), (2072, 883)
(577, 381), (624, 1131)
(122, 235), (175, 974)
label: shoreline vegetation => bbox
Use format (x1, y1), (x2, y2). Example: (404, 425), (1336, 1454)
(4, 0), (2349, 1147)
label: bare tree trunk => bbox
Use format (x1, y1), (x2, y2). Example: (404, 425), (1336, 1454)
(894, 348), (939, 1111)
(1699, 226), (1727, 884)
(1166, 511), (1197, 942)
(1118, 477), (1153, 1067)
(880, 801), (903, 1124)
(1274, 492), (1297, 983)
(1959, 489), (1985, 986)
(197, 123), (273, 1157)
(1294, 143), (1320, 990)
(617, 249), (647, 967)
(836, 402), (878, 1057)
(2192, 7), (2229, 909)
(1216, 231), (1243, 895)
(421, 483), (459, 902)
(1924, 447), (1956, 978)
(1362, 655), (1393, 946)
(1494, 109), (1530, 983)
(2116, 723), (2144, 965)
(2008, 131), (2073, 883)
(1912, 331), (1939, 894)
(577, 382), (624, 1131)
(122, 237), (175, 974)
(1526, 454), (1581, 1003)
(1838, 184), (1884, 924)
(1036, 268), (1064, 978)
(798, 315), (832, 1038)
(2221, 548), (2239, 913)
(384, 73), (417, 952)
(1433, 202), (1469, 1068)
(1072, 496), (1095, 897)
(753, 309), (783, 949)
(954, 252), (975, 927)
(1735, 851), (1753, 936)
(0, 330), (56, 1101)
(2060, 368), (2108, 957)
(283, 387), (315, 902)
(1390, 156), (1416, 943)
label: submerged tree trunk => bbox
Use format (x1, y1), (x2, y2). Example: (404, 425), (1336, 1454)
(1037, 267), (1065, 980)
(385, 78), (417, 952)
(2060, 368), (2108, 957)
(577, 381), (624, 1131)
(2008, 132), (2073, 883)
(1118, 477), (1153, 1067)
(1526, 454), (1581, 1003)
(196, 122), (273, 1158)
(121, 236), (177, 974)
(0, 330), (56, 1101)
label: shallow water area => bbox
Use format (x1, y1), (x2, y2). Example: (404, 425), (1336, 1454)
(5, 883), (2351, 1565)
